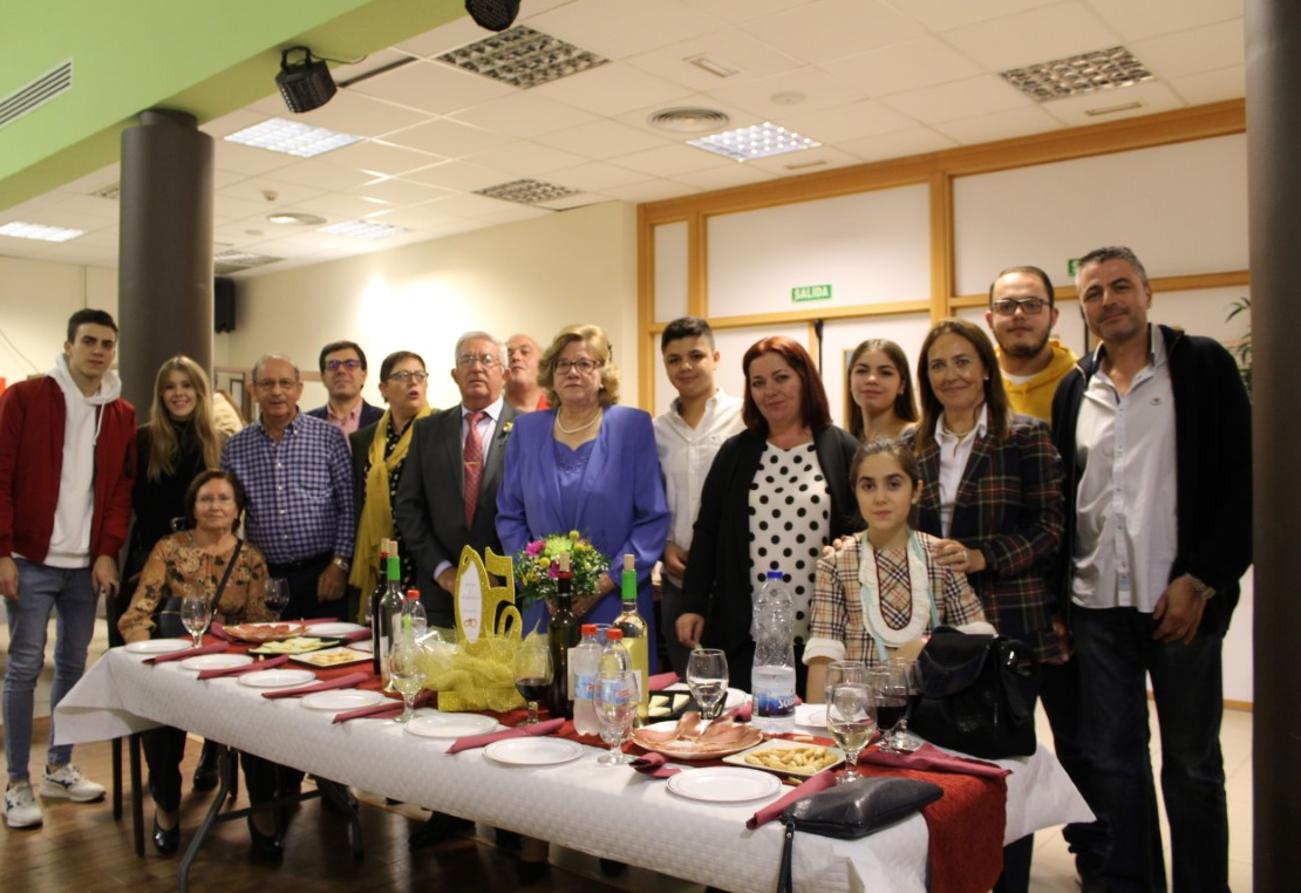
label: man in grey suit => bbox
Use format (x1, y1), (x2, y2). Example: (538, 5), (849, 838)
(396, 331), (517, 629)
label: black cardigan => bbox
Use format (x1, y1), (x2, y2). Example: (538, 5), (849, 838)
(1050, 324), (1252, 635)
(128, 422), (208, 575)
(682, 425), (860, 654)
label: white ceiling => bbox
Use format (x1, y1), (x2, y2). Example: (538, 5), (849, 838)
(0, 0), (1245, 276)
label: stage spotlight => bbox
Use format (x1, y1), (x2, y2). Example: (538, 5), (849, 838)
(276, 47), (336, 113)
(465, 0), (520, 32)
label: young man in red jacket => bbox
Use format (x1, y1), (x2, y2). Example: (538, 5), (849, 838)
(0, 309), (136, 829)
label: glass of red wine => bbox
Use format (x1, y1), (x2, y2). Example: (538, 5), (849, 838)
(871, 662), (912, 753)
(514, 638), (553, 725)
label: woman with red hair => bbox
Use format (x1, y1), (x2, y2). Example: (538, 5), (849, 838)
(678, 336), (857, 693)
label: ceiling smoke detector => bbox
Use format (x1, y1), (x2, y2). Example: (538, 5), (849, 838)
(1001, 46), (1154, 102)
(647, 107), (732, 134)
(437, 26), (608, 89)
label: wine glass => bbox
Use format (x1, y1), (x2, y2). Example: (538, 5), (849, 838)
(885, 658), (923, 752)
(826, 682), (875, 783)
(513, 640), (553, 725)
(685, 648), (729, 720)
(263, 578), (290, 621)
(388, 637), (425, 724)
(180, 593), (212, 648)
(823, 660), (868, 703)
(592, 670), (638, 765)
(871, 663), (913, 753)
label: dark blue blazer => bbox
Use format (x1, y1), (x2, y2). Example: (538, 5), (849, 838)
(307, 400), (384, 431)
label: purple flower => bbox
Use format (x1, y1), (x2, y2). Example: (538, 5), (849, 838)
(525, 540), (544, 557)
(547, 561), (560, 580)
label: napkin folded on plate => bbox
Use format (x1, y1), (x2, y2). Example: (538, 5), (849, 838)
(196, 654), (289, 680)
(332, 690), (435, 723)
(261, 670), (370, 699)
(630, 751), (681, 778)
(647, 671), (679, 690)
(859, 743), (1010, 779)
(445, 718), (565, 754)
(746, 768), (838, 830)
(144, 641), (230, 665)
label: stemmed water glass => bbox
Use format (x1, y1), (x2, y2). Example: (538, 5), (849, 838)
(388, 636), (425, 724)
(823, 660), (869, 701)
(592, 670), (638, 765)
(180, 592), (212, 648)
(686, 648), (729, 720)
(826, 682), (875, 783)
(263, 578), (290, 621)
(513, 640), (553, 725)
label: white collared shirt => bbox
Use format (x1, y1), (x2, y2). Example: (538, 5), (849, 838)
(461, 396), (504, 462)
(1071, 325), (1178, 613)
(653, 390), (745, 580)
(934, 404), (989, 538)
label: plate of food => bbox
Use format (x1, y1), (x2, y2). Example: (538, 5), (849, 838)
(289, 646), (373, 668)
(630, 713), (763, 760)
(249, 636), (332, 655)
(223, 622), (309, 643)
(722, 739), (844, 778)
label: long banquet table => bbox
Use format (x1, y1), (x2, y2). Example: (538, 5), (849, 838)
(56, 646), (1093, 893)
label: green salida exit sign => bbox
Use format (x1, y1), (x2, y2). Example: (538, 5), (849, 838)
(791, 284), (832, 303)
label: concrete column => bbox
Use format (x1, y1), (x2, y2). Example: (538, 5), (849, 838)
(117, 109), (214, 412)
(1245, 0), (1301, 888)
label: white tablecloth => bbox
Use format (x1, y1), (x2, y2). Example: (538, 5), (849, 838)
(56, 649), (1093, 893)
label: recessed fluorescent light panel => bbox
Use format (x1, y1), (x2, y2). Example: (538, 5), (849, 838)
(224, 117), (363, 157)
(438, 26), (608, 89)
(319, 219), (410, 240)
(0, 221), (85, 242)
(688, 122), (820, 162)
(475, 178), (579, 205)
(213, 250), (284, 274)
(1001, 46), (1154, 102)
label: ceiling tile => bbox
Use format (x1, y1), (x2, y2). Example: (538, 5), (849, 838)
(775, 100), (919, 143)
(1040, 79), (1185, 126)
(1166, 64), (1244, 105)
(822, 37), (984, 97)
(328, 49), (415, 85)
(465, 141), (590, 177)
(276, 90), (432, 139)
(932, 105), (1063, 144)
(43, 193), (118, 222)
(59, 163), (121, 195)
(896, 0), (1057, 32)
(319, 139), (446, 177)
(214, 194), (279, 222)
(608, 143), (730, 177)
(941, 2), (1123, 72)
(351, 177), (453, 207)
(745, 144), (863, 174)
(212, 169), (248, 190)
(542, 161), (651, 191)
(529, 0), (724, 60)
(426, 193), (533, 220)
(212, 141), (295, 176)
(217, 177), (327, 207)
(623, 28), (802, 92)
(679, 0), (818, 25)
(1086, 0), (1242, 42)
(290, 193), (404, 221)
(1129, 19), (1243, 81)
(838, 127), (959, 163)
(530, 62), (695, 117)
(535, 119), (671, 158)
(879, 74), (1032, 124)
(200, 108), (266, 139)
(612, 95), (762, 139)
(740, 0), (923, 64)
(600, 179), (700, 203)
(399, 160), (514, 191)
(395, 15), (491, 58)
(536, 192), (609, 211)
(359, 201), (472, 230)
(261, 159), (378, 191)
(703, 66), (869, 118)
(346, 60), (517, 115)
(381, 118), (518, 157)
(672, 163), (776, 190)
(476, 204), (556, 225)
(447, 91), (602, 138)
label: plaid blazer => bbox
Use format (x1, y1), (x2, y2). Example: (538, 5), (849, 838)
(914, 415), (1065, 661)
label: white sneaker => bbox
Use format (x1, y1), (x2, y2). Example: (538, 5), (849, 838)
(40, 764), (106, 802)
(4, 781), (43, 828)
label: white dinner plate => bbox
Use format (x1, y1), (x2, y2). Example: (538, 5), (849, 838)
(404, 713), (498, 739)
(236, 669), (318, 689)
(347, 639), (375, 654)
(664, 683), (747, 710)
(794, 703), (828, 729)
(178, 654), (254, 671)
(305, 622), (366, 638)
(123, 639), (191, 655)
(483, 737), (584, 767)
(666, 767), (782, 803)
(300, 689), (386, 711)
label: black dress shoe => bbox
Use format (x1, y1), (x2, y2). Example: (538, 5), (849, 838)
(516, 859), (549, 886)
(247, 815), (283, 862)
(599, 858), (628, 877)
(409, 811), (474, 850)
(152, 816), (180, 855)
(317, 779), (357, 815)
(192, 741), (220, 792)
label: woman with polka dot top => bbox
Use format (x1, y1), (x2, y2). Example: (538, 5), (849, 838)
(678, 336), (858, 695)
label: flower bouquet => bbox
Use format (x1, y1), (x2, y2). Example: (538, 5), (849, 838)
(513, 530), (609, 612)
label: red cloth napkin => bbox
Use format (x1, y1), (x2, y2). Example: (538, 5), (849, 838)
(331, 690), (435, 723)
(144, 641), (231, 664)
(647, 671), (679, 690)
(860, 743), (1011, 780)
(261, 670), (371, 699)
(446, 718), (565, 754)
(725, 701), (752, 721)
(339, 629), (371, 642)
(745, 769), (838, 829)
(630, 751), (681, 778)
(196, 654), (290, 680)
(209, 623), (232, 642)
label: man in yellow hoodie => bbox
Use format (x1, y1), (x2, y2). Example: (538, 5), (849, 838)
(986, 265), (1078, 422)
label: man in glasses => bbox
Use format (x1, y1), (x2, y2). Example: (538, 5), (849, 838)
(308, 340), (383, 440)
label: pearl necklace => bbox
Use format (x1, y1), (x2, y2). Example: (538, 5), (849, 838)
(555, 407), (602, 435)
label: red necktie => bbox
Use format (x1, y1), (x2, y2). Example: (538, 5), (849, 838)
(463, 410), (485, 528)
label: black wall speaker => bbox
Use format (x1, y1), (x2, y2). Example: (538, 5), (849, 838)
(214, 277), (236, 333)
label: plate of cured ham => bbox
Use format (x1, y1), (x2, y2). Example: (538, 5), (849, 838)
(222, 622), (309, 643)
(630, 712), (763, 761)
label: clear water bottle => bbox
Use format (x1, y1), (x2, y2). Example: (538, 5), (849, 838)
(402, 589), (427, 638)
(570, 624), (602, 735)
(751, 570), (796, 733)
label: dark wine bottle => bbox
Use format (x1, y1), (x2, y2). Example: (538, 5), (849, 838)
(548, 553), (581, 719)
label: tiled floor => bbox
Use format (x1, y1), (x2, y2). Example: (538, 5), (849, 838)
(5, 617), (1255, 889)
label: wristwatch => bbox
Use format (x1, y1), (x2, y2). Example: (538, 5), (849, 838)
(332, 556), (351, 573)
(1187, 574), (1215, 601)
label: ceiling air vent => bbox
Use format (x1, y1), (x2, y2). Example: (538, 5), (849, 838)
(475, 178), (579, 205)
(648, 107), (731, 134)
(1001, 47), (1153, 102)
(438, 26), (608, 89)
(90, 182), (121, 200)
(214, 250), (284, 275)
(1, 59), (73, 129)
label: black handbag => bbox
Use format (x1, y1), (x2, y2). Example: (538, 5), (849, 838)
(908, 627), (1039, 759)
(154, 539), (243, 639)
(776, 777), (943, 893)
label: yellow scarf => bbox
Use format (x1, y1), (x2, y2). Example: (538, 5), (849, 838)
(350, 405), (431, 618)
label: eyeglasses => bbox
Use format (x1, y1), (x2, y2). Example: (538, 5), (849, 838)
(255, 378), (297, 390)
(325, 358), (362, 372)
(555, 358), (601, 375)
(388, 370), (429, 384)
(991, 297), (1048, 316)
(456, 353), (500, 369)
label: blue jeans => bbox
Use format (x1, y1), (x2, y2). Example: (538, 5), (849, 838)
(1073, 606), (1229, 893)
(3, 559), (99, 781)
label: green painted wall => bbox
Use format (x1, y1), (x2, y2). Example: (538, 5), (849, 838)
(0, 0), (464, 210)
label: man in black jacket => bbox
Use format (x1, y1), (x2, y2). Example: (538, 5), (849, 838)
(1051, 246), (1251, 893)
